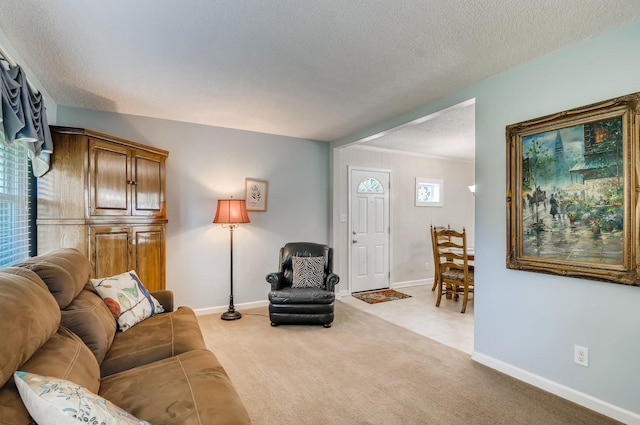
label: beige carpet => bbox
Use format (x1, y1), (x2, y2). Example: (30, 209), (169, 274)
(197, 301), (620, 425)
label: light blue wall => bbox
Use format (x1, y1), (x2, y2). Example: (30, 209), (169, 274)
(333, 19), (640, 418)
(57, 106), (331, 310)
(472, 21), (640, 416)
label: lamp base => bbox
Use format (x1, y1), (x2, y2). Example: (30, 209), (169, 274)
(221, 310), (242, 321)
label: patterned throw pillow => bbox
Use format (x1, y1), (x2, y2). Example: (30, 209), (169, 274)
(91, 270), (164, 332)
(291, 256), (324, 288)
(14, 371), (149, 425)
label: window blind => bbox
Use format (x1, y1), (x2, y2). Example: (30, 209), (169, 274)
(0, 142), (34, 266)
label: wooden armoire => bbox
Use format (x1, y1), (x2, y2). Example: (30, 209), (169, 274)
(37, 126), (169, 291)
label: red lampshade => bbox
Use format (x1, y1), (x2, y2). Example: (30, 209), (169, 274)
(213, 199), (250, 224)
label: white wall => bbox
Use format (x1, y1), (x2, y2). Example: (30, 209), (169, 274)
(332, 19), (640, 422)
(57, 107), (331, 311)
(334, 146), (474, 288)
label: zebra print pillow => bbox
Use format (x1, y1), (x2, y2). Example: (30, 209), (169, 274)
(291, 256), (324, 288)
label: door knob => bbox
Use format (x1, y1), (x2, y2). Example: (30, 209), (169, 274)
(352, 231), (356, 235)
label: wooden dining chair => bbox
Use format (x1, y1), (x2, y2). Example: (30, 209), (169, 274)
(429, 225), (450, 291)
(433, 227), (474, 313)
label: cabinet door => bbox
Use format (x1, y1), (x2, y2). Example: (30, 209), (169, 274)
(132, 150), (165, 217)
(89, 139), (131, 216)
(133, 225), (165, 291)
(89, 226), (134, 279)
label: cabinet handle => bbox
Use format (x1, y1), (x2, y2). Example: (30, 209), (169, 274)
(131, 181), (137, 185)
(127, 180), (132, 185)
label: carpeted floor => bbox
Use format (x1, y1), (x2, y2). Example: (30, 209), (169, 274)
(352, 288), (412, 304)
(197, 301), (621, 425)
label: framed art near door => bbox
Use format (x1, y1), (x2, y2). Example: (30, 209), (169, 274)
(245, 178), (268, 211)
(506, 91), (640, 286)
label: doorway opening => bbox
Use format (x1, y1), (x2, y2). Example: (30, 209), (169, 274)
(333, 98), (476, 353)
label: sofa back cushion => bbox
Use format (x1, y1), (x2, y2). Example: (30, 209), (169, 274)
(62, 289), (117, 364)
(0, 327), (101, 424)
(15, 248), (92, 309)
(19, 327), (101, 391)
(0, 270), (60, 388)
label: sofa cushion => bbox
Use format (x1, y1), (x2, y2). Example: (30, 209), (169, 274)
(0, 379), (28, 425)
(14, 371), (149, 425)
(0, 271), (60, 388)
(62, 289), (117, 364)
(15, 248), (92, 309)
(0, 267), (48, 291)
(100, 307), (207, 377)
(20, 327), (101, 392)
(99, 349), (252, 425)
(91, 270), (164, 332)
(0, 327), (101, 425)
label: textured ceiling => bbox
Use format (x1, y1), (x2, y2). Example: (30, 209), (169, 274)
(357, 100), (476, 161)
(1, 1), (639, 156)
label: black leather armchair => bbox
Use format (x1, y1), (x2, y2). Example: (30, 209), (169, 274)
(266, 242), (339, 327)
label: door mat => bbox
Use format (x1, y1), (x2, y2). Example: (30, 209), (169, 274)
(352, 289), (412, 304)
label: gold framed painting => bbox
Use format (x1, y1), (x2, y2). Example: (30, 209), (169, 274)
(506, 92), (640, 285)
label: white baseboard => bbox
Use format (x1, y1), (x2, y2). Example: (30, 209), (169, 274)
(472, 351), (640, 425)
(193, 299), (269, 316)
(391, 279), (431, 289)
(337, 279), (432, 298)
(337, 289), (351, 298)
(192, 281), (431, 312)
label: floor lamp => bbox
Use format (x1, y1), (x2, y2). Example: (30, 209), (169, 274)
(213, 198), (250, 320)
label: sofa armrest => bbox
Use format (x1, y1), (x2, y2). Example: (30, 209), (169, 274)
(266, 272), (285, 290)
(325, 273), (340, 292)
(151, 290), (174, 312)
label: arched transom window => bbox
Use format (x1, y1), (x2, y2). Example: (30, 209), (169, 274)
(358, 177), (384, 194)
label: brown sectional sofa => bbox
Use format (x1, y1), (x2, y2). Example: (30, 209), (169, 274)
(0, 248), (252, 424)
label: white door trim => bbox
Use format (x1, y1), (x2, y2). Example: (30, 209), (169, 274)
(347, 166), (392, 294)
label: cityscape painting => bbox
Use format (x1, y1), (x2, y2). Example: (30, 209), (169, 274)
(506, 92), (640, 286)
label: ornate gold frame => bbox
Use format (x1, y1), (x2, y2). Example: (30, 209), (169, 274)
(506, 92), (640, 285)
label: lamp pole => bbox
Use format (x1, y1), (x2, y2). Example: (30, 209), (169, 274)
(221, 224), (241, 320)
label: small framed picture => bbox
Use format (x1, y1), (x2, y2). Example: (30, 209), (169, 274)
(415, 178), (443, 207)
(245, 178), (268, 211)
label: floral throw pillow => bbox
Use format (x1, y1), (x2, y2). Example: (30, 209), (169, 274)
(91, 270), (164, 332)
(291, 256), (325, 288)
(14, 371), (149, 425)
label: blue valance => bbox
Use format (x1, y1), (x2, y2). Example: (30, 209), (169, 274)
(0, 61), (53, 177)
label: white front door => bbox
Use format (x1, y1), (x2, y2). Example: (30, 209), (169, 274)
(350, 169), (390, 293)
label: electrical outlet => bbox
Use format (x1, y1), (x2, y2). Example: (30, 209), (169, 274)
(574, 345), (589, 367)
(424, 262), (430, 270)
